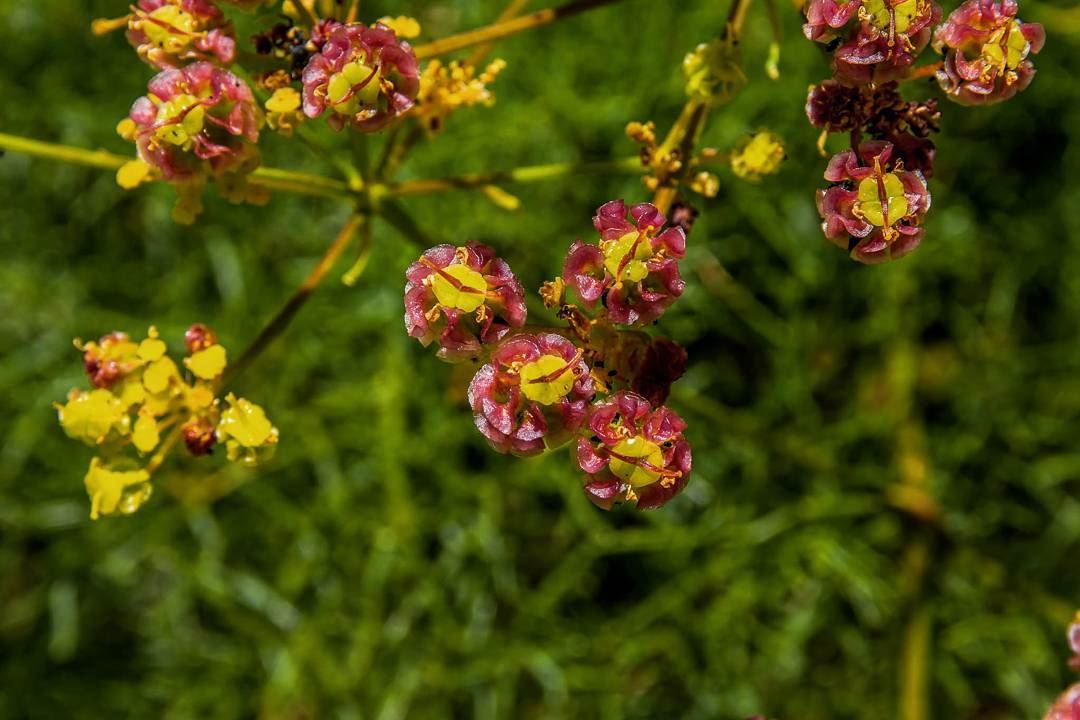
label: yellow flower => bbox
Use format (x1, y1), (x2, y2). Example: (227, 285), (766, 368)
(137, 327), (168, 362)
(730, 131), (786, 182)
(84, 458), (153, 520)
(184, 344), (227, 380)
(415, 59), (506, 134)
(143, 356), (179, 395)
(57, 389), (129, 445)
(378, 16), (421, 39)
(132, 414), (160, 454)
(265, 87), (304, 136)
(217, 394), (279, 465)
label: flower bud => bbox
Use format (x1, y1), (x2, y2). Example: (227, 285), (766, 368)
(577, 391), (692, 510)
(182, 416), (217, 456)
(184, 323), (218, 353)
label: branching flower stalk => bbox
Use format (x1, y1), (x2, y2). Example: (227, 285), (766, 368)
(0, 0), (1044, 518)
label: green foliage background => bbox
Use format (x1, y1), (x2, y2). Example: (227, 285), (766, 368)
(1, 0), (1079, 717)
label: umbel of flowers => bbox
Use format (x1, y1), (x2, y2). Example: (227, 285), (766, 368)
(802, 0), (1043, 263)
(56, 325), (277, 519)
(405, 201), (694, 511)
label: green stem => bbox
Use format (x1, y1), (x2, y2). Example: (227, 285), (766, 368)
(466, 0), (534, 66)
(224, 214), (365, 386)
(380, 156), (643, 197)
(0, 132), (353, 200)
(412, 0), (625, 60)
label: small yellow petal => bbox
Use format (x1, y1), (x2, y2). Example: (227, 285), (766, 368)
(138, 336), (167, 362)
(378, 15), (421, 39)
(218, 394), (278, 449)
(132, 414), (160, 453)
(84, 458), (152, 520)
(187, 385), (215, 410)
(57, 389), (128, 445)
(116, 378), (147, 408)
(184, 344), (227, 380)
(143, 357), (179, 395)
(117, 159), (152, 190)
(116, 118), (137, 141)
(266, 87), (301, 113)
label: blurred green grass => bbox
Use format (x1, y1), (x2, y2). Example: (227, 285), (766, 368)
(1, 0), (1079, 717)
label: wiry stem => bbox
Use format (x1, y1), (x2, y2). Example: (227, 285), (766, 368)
(0, 132), (353, 200)
(224, 214), (365, 386)
(650, 0), (753, 213)
(381, 156), (644, 197)
(467, 0), (534, 66)
(412, 0), (625, 60)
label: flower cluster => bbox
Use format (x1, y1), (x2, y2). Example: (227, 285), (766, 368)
(301, 21), (420, 132)
(414, 58), (507, 135)
(933, 0), (1045, 106)
(56, 325), (277, 519)
(803, 0), (1042, 263)
(119, 61), (264, 222)
(405, 202), (694, 510)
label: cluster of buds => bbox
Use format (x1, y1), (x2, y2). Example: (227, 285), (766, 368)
(803, 0), (1043, 263)
(413, 58), (507, 135)
(56, 325), (278, 519)
(1043, 613), (1080, 719)
(405, 201), (695, 510)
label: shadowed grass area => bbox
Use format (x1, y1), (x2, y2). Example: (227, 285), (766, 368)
(1, 1), (1078, 717)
